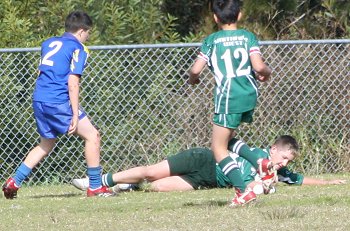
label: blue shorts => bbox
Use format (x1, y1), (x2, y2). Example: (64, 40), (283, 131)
(33, 101), (86, 139)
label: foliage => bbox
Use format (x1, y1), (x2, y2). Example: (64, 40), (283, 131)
(0, 0), (187, 48)
(240, 0), (350, 39)
(1, 0), (348, 48)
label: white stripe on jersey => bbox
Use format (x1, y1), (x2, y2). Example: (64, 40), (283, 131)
(225, 78), (232, 113)
(211, 46), (224, 86)
(211, 46), (226, 112)
(216, 79), (229, 113)
(245, 75), (258, 97)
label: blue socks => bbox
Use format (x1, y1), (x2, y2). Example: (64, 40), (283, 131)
(14, 163), (32, 187)
(87, 166), (102, 189)
(14, 163), (103, 190)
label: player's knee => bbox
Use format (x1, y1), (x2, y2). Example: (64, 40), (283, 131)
(87, 128), (100, 143)
(144, 167), (158, 181)
(150, 182), (165, 192)
(39, 139), (56, 154)
(94, 129), (101, 142)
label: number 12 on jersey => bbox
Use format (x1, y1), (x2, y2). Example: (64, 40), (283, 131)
(221, 48), (251, 78)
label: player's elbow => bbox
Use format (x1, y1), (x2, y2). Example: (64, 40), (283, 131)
(144, 166), (159, 182)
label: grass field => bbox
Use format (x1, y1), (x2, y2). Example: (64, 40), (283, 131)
(1, 174), (350, 231)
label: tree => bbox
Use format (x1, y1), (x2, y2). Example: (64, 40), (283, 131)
(0, 0), (189, 48)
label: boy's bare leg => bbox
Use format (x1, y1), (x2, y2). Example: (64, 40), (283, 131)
(75, 116), (100, 167)
(74, 116), (114, 196)
(112, 160), (171, 184)
(23, 138), (56, 168)
(2, 137), (56, 199)
(211, 124), (249, 198)
(211, 124), (233, 163)
(150, 176), (194, 192)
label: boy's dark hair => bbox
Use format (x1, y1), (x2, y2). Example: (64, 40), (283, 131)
(274, 135), (299, 155)
(65, 11), (93, 33)
(212, 0), (241, 24)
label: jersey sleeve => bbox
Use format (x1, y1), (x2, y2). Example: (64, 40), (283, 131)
(69, 44), (89, 76)
(197, 36), (212, 64)
(247, 32), (261, 56)
(277, 167), (304, 185)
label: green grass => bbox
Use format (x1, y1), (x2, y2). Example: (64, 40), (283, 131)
(1, 174), (350, 231)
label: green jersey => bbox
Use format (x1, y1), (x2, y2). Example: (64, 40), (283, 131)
(216, 145), (304, 187)
(199, 29), (261, 113)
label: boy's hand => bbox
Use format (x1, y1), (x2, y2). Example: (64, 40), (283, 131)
(256, 74), (269, 82)
(68, 115), (79, 135)
(188, 77), (200, 85)
(328, 179), (346, 185)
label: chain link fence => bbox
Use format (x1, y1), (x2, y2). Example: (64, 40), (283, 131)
(0, 40), (349, 185)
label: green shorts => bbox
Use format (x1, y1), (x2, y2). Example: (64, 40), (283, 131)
(167, 148), (217, 190)
(212, 110), (254, 129)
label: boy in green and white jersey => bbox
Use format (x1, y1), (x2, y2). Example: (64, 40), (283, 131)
(72, 135), (345, 198)
(72, 135), (346, 196)
(218, 135), (300, 193)
(189, 0), (272, 206)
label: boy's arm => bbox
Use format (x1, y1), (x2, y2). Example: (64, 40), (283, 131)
(278, 167), (347, 186)
(301, 177), (346, 185)
(250, 53), (271, 82)
(188, 58), (207, 85)
(68, 74), (80, 135)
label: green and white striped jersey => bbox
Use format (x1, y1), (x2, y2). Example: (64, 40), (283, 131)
(198, 29), (261, 113)
(216, 146), (304, 188)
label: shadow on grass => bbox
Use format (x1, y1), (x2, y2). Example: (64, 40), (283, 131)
(29, 192), (81, 199)
(183, 200), (228, 207)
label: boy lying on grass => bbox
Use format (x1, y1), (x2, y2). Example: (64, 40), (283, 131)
(72, 135), (346, 202)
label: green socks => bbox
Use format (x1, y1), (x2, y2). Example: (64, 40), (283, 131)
(101, 173), (115, 187)
(219, 156), (246, 192)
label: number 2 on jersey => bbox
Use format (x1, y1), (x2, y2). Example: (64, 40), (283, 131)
(221, 48), (251, 78)
(41, 41), (63, 66)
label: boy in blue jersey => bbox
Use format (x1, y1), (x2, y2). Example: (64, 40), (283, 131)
(2, 11), (114, 199)
(188, 0), (272, 205)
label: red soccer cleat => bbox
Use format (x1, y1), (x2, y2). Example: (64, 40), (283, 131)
(87, 186), (115, 197)
(230, 188), (257, 207)
(2, 178), (20, 199)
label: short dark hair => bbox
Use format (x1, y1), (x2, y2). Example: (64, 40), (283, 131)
(65, 11), (93, 33)
(273, 135), (299, 155)
(212, 0), (241, 24)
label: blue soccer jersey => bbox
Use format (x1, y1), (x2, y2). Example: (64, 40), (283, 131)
(33, 32), (89, 103)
